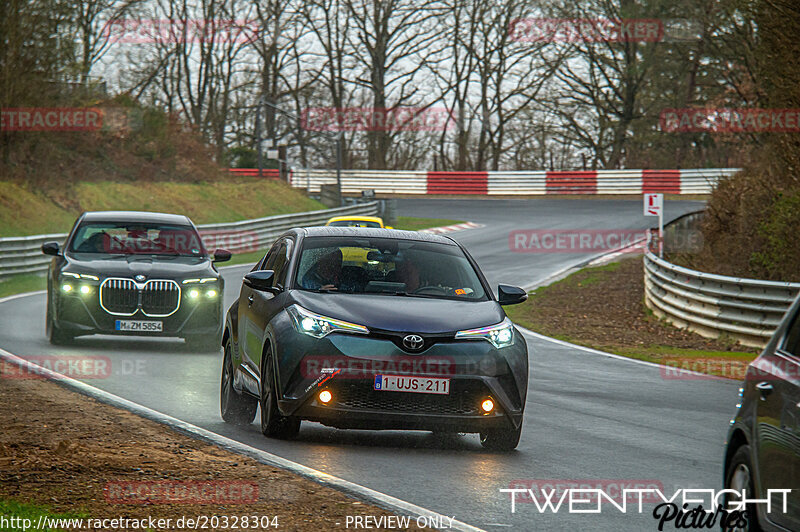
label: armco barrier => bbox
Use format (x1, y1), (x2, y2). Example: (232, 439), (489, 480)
(286, 168), (741, 195)
(0, 202), (378, 279)
(644, 251), (800, 348)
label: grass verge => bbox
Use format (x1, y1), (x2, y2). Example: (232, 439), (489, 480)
(0, 179), (324, 237)
(0, 499), (87, 531)
(504, 255), (759, 379)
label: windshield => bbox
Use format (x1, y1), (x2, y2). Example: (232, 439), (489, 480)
(327, 220), (382, 228)
(69, 222), (207, 257)
(294, 236), (487, 301)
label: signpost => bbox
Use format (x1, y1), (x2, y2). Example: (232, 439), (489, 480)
(644, 193), (664, 257)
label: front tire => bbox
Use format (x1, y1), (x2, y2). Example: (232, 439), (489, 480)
(220, 338), (257, 425)
(46, 296), (74, 345)
(260, 347), (300, 439)
(724, 445), (761, 532)
(480, 422), (522, 452)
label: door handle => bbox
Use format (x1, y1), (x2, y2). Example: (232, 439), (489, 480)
(756, 381), (773, 399)
(247, 294), (254, 307)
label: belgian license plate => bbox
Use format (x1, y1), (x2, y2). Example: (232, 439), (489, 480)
(115, 320), (163, 332)
(374, 374), (450, 395)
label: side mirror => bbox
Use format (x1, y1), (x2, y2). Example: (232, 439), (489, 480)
(244, 270), (276, 291)
(213, 249), (232, 263)
(385, 226), (394, 229)
(42, 241), (61, 256)
(498, 284), (527, 306)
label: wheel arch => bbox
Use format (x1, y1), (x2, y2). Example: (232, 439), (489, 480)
(724, 427), (750, 483)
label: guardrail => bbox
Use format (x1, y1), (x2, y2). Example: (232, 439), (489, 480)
(0, 202), (378, 279)
(643, 232), (800, 348)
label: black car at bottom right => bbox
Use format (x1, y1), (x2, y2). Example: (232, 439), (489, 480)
(725, 293), (800, 531)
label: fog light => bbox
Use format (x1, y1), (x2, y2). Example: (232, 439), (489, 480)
(80, 285), (91, 295)
(318, 390), (332, 404)
(481, 398), (495, 413)
(188, 289), (200, 299)
(62, 283), (73, 292)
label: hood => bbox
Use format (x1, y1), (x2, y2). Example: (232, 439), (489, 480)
(65, 253), (215, 280)
(291, 291), (505, 334)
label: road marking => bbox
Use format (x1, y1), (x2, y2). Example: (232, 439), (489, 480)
(0, 347), (486, 532)
(420, 221), (484, 235)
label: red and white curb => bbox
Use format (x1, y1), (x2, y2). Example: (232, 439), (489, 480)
(420, 221), (483, 235)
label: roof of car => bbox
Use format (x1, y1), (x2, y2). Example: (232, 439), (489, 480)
(80, 211), (193, 225)
(326, 215), (385, 224)
(300, 225), (456, 244)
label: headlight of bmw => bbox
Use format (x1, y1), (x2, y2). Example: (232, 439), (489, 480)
(61, 272), (100, 296)
(182, 277), (219, 299)
(455, 318), (515, 349)
(287, 304), (369, 339)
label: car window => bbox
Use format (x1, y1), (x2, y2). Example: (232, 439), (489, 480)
(294, 236), (487, 301)
(271, 241), (292, 289)
(328, 220), (382, 228)
(782, 307), (800, 357)
(69, 222), (206, 257)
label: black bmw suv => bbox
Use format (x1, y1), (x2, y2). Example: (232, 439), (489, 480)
(42, 211), (231, 348)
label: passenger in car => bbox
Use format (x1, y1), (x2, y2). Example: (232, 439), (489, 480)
(302, 249), (343, 290)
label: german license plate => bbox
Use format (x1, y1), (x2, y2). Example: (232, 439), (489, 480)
(374, 374), (450, 395)
(115, 320), (163, 332)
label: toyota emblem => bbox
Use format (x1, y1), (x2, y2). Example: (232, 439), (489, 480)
(134, 274), (146, 282)
(402, 334), (424, 351)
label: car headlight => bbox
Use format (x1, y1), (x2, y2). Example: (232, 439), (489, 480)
(455, 318), (515, 349)
(61, 272), (99, 295)
(182, 277), (218, 284)
(287, 304), (369, 339)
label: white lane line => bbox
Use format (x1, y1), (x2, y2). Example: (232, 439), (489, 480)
(0, 289), (46, 304)
(0, 347), (485, 532)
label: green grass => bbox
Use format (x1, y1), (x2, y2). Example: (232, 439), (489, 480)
(0, 499), (88, 531)
(0, 274), (46, 299)
(0, 179), (324, 237)
(394, 217), (464, 231)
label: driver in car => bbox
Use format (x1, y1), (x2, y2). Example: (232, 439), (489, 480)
(395, 259), (421, 292)
(302, 249), (343, 290)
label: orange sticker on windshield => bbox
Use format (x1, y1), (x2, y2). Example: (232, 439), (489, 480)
(455, 288), (466, 295)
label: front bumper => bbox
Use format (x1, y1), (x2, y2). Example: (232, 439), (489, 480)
(274, 326), (528, 433)
(54, 289), (222, 338)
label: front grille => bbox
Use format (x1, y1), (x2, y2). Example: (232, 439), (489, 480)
(100, 279), (138, 315)
(332, 381), (487, 416)
(141, 280), (180, 316)
(100, 278), (181, 317)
